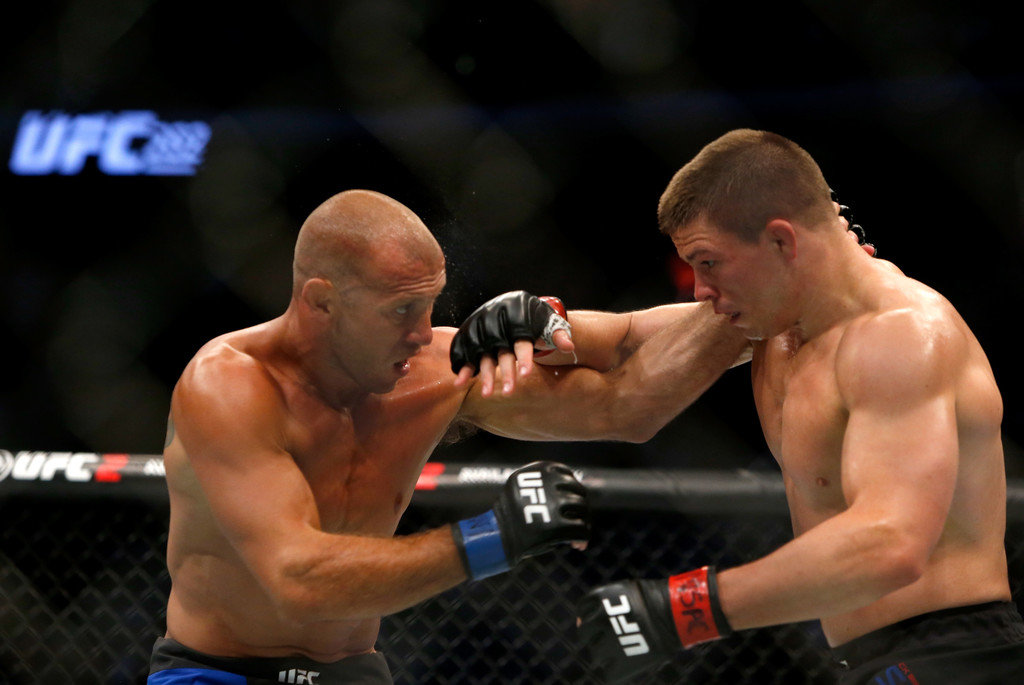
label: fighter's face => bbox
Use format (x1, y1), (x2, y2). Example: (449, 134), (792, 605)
(332, 259), (447, 394)
(671, 218), (794, 340)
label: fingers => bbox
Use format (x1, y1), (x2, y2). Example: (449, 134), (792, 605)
(552, 328), (575, 353)
(556, 478), (587, 497)
(513, 339), (535, 378)
(478, 355), (497, 397)
(473, 348), (525, 396)
(497, 348), (518, 394)
(466, 335), (564, 396)
(453, 365), (476, 387)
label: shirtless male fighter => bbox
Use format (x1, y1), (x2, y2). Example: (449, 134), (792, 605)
(150, 189), (750, 683)
(570, 129), (1024, 683)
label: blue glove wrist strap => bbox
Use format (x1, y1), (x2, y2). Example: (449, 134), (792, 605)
(456, 510), (509, 579)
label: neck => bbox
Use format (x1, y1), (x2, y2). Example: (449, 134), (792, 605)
(784, 232), (875, 344)
(275, 306), (368, 409)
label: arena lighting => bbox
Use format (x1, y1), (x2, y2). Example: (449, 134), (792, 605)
(8, 109), (211, 176)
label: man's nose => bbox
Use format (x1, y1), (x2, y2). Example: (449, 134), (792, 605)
(692, 274), (717, 302)
(408, 311), (433, 346)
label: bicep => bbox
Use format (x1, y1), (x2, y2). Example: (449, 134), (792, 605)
(839, 319), (960, 547)
(172, 376), (320, 574)
(843, 394), (958, 524)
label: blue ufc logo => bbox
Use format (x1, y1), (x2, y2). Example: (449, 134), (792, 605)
(9, 110), (211, 176)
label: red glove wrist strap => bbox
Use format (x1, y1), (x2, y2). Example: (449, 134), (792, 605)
(667, 566), (733, 647)
(534, 296), (567, 358)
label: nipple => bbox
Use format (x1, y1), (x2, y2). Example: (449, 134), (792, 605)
(816, 477), (830, 487)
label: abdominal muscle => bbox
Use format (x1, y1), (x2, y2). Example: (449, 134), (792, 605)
(165, 547), (381, 662)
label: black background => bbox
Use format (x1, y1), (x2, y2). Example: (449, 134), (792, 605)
(3, 0), (1023, 475)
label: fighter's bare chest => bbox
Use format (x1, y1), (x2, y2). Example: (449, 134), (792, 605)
(753, 336), (847, 496)
(284, 387), (463, 533)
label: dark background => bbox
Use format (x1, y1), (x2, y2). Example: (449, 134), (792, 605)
(3, 0), (1023, 475)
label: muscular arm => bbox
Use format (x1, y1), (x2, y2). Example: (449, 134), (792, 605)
(458, 301), (749, 442)
(715, 311), (959, 630)
(174, 353), (466, 624)
(542, 302), (748, 372)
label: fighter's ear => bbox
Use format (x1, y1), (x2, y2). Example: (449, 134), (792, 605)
(301, 277), (334, 315)
(764, 219), (797, 261)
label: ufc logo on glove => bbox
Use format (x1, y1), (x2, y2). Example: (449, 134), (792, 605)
(516, 471), (551, 523)
(603, 595), (651, 656)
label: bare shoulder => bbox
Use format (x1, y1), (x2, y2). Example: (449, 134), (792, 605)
(431, 326), (457, 350)
(414, 327), (457, 373)
(835, 281), (964, 403)
(173, 331), (287, 440)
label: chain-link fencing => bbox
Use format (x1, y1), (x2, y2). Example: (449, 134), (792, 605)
(2, 455), (1023, 684)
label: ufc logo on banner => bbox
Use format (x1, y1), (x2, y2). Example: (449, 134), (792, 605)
(517, 471), (550, 523)
(602, 595), (650, 656)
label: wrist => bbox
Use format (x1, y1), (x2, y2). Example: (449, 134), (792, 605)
(666, 566), (734, 647)
(451, 511), (509, 580)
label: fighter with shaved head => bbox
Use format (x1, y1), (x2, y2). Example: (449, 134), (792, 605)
(151, 189), (749, 683)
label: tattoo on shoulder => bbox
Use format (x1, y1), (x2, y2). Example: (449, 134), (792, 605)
(164, 415), (176, 448)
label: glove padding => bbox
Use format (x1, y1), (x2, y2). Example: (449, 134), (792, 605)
(577, 579), (678, 684)
(493, 460), (590, 564)
(452, 461), (590, 580)
(578, 567), (733, 682)
(450, 291), (571, 375)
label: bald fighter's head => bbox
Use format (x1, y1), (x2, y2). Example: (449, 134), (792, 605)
(292, 189), (445, 297)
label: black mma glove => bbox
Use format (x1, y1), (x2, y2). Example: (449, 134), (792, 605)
(450, 291), (571, 375)
(451, 461), (590, 579)
(577, 567), (733, 684)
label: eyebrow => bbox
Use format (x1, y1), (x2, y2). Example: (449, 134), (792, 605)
(683, 248), (710, 264)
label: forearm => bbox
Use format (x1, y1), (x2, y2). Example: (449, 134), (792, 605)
(273, 526), (467, 622)
(535, 309), (631, 371)
(601, 301), (748, 440)
(716, 510), (925, 630)
(467, 301), (747, 442)
(554, 303), (732, 371)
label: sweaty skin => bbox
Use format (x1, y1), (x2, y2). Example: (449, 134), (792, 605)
(672, 215), (1010, 647)
(162, 190), (748, 662)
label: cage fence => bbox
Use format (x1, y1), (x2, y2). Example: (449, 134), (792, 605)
(1, 454), (1023, 684)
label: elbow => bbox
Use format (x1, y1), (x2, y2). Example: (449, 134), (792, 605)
(270, 580), (322, 625)
(874, 547), (926, 592)
(264, 553), (364, 624)
(270, 574), (371, 625)
(614, 420), (661, 444)
(598, 410), (664, 443)
(265, 557), (329, 624)
(862, 525), (928, 593)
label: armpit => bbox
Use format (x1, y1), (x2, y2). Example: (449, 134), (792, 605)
(440, 419), (480, 445)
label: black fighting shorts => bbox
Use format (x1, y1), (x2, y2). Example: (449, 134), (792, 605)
(148, 637), (393, 684)
(831, 601), (1024, 684)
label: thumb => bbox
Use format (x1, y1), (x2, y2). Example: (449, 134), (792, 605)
(553, 328), (575, 352)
